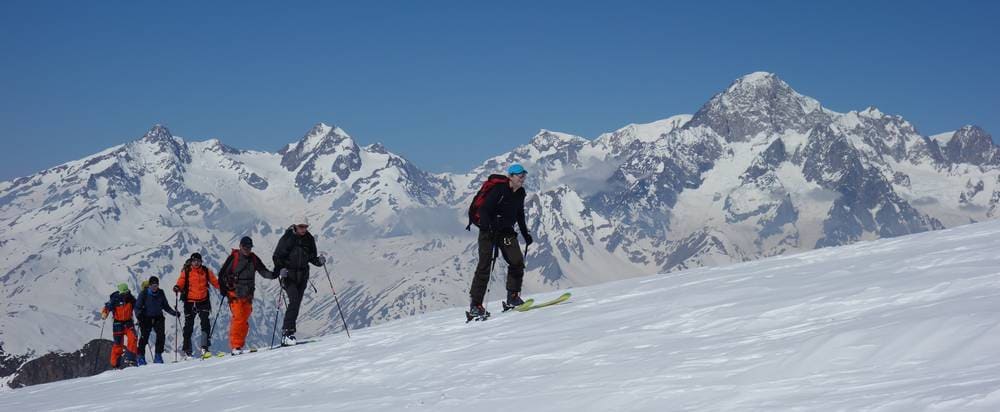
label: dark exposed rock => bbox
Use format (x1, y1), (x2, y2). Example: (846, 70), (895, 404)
(8, 339), (112, 389)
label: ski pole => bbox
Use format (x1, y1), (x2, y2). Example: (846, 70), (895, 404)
(209, 293), (226, 352)
(486, 242), (499, 301)
(320, 262), (351, 338)
(174, 294), (179, 362)
(269, 286), (284, 349)
(92, 316), (107, 374)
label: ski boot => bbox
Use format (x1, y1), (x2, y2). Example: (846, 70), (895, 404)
(502, 291), (527, 312)
(120, 352), (138, 368)
(153, 353), (164, 364)
(231, 347), (245, 356)
(136, 355), (147, 366)
(281, 335), (297, 346)
(465, 304), (490, 322)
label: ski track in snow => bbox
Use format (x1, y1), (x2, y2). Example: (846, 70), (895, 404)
(4, 221), (1000, 410)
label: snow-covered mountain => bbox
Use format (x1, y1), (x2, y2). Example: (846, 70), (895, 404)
(2, 72), (998, 388)
(3, 218), (1000, 409)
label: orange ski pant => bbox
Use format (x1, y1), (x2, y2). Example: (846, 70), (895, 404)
(110, 323), (138, 367)
(228, 297), (253, 349)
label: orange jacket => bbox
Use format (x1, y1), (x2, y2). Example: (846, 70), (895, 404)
(102, 291), (135, 323)
(175, 265), (219, 302)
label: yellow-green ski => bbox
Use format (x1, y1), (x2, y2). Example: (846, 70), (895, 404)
(515, 293), (571, 312)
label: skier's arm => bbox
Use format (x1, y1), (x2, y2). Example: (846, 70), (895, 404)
(218, 256), (232, 284)
(273, 234), (291, 269)
(218, 256), (233, 296)
(175, 270), (186, 293)
(255, 255), (276, 279)
(517, 201), (529, 237)
(207, 269), (220, 289)
(160, 292), (180, 317)
(134, 292), (145, 319)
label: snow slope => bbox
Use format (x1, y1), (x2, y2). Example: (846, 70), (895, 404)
(3, 219), (999, 410)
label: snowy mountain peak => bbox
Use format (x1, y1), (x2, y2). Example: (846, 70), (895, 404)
(531, 129), (588, 147)
(941, 125), (999, 166)
(142, 124), (173, 141)
(131, 123), (191, 167)
(728, 71), (781, 90)
(956, 124), (987, 136)
(859, 106), (886, 118)
(300, 122), (352, 153)
(687, 72), (826, 142)
(280, 123), (359, 172)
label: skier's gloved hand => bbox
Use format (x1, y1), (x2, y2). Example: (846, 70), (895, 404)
(172, 285), (181, 294)
(315, 255), (326, 266)
(101, 312), (108, 320)
(279, 268), (289, 280)
(523, 233), (533, 246)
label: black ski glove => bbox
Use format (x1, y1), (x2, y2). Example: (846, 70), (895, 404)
(172, 285), (181, 294)
(312, 255), (326, 266)
(523, 233), (533, 247)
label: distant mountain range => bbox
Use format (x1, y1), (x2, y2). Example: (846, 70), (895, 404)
(1, 72), (997, 388)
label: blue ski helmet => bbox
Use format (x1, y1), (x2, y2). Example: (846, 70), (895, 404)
(507, 164), (527, 175)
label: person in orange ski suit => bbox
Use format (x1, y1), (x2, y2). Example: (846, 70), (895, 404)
(218, 236), (276, 354)
(102, 283), (138, 368)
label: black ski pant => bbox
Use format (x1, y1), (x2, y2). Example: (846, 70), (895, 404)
(281, 269), (309, 336)
(469, 229), (524, 306)
(138, 315), (166, 355)
(182, 300), (212, 353)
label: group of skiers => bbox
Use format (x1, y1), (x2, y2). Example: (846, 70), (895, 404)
(101, 216), (325, 367)
(100, 163), (532, 368)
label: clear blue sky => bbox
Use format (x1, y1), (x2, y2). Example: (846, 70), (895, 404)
(1, 1), (997, 180)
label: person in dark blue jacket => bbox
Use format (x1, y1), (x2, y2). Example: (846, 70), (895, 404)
(135, 276), (180, 364)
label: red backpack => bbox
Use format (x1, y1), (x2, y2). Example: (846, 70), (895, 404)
(466, 174), (509, 230)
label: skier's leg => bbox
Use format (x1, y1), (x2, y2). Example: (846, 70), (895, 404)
(500, 237), (525, 293)
(182, 302), (195, 354)
(469, 230), (494, 306)
(281, 272), (306, 335)
(153, 316), (166, 355)
(137, 317), (152, 356)
(110, 325), (124, 367)
(197, 300), (211, 350)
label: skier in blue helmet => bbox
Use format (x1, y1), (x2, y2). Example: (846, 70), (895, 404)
(465, 163), (534, 320)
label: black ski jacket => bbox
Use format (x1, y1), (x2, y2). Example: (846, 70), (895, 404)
(135, 288), (179, 319)
(479, 183), (529, 235)
(273, 226), (321, 274)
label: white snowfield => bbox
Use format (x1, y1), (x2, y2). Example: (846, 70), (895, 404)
(3, 220), (1000, 411)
